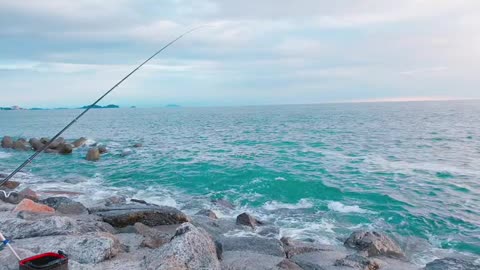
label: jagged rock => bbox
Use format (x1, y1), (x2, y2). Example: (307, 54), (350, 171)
(90, 204), (189, 227)
(13, 232), (122, 264)
(29, 138), (44, 151)
(41, 197), (88, 215)
(281, 237), (325, 258)
(0, 247), (35, 270)
(146, 222), (220, 270)
(73, 137), (87, 148)
(58, 143), (73, 154)
(221, 236), (285, 257)
(98, 145), (108, 154)
(196, 209), (218, 219)
(18, 187), (39, 201)
(344, 231), (404, 258)
(134, 222), (170, 248)
(0, 191), (23, 204)
(86, 147), (100, 161)
(424, 257), (479, 270)
(212, 198), (235, 209)
(13, 198), (55, 213)
(0, 180), (20, 189)
(1, 136), (14, 148)
(277, 259), (304, 270)
(334, 254), (380, 270)
(0, 212), (114, 239)
(12, 139), (30, 151)
(221, 251), (284, 270)
(133, 143), (143, 148)
(236, 212), (263, 228)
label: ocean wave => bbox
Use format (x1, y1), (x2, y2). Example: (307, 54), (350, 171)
(328, 201), (368, 214)
(0, 152), (11, 159)
(263, 199), (313, 211)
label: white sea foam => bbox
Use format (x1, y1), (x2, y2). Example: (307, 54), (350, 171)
(263, 199), (313, 211)
(328, 201), (368, 214)
(0, 152), (11, 159)
(275, 177), (286, 181)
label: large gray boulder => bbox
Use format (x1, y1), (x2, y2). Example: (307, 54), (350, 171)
(41, 197), (88, 215)
(221, 236), (285, 257)
(291, 248), (349, 270)
(424, 257), (479, 270)
(72, 137), (88, 148)
(334, 254), (380, 270)
(48, 137), (65, 149)
(146, 222), (220, 270)
(195, 209), (218, 219)
(0, 212), (113, 239)
(90, 204), (189, 227)
(236, 212), (263, 228)
(344, 231), (404, 258)
(133, 222), (170, 248)
(12, 139), (30, 151)
(13, 232), (122, 264)
(29, 138), (44, 151)
(1, 136), (14, 148)
(57, 143), (74, 154)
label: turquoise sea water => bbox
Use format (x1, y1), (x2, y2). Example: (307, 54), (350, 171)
(1, 101), (479, 263)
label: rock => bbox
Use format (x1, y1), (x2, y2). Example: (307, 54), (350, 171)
(90, 204), (189, 227)
(48, 137), (65, 149)
(40, 137), (50, 144)
(98, 145), (108, 154)
(44, 148), (59, 154)
(146, 222), (220, 270)
(196, 209), (218, 219)
(335, 254), (380, 270)
(1, 136), (14, 148)
(291, 248), (349, 270)
(212, 198), (235, 209)
(424, 257), (479, 270)
(131, 198), (149, 205)
(344, 231), (405, 258)
(281, 237), (325, 258)
(13, 198), (55, 213)
(13, 232), (122, 264)
(41, 197), (88, 215)
(0, 180), (20, 189)
(57, 143), (73, 154)
(18, 187), (39, 201)
(0, 247), (35, 270)
(0, 191), (23, 204)
(215, 240), (223, 260)
(115, 233), (144, 252)
(221, 251), (284, 270)
(133, 143), (143, 148)
(29, 138), (44, 151)
(190, 215), (244, 241)
(0, 211), (114, 239)
(12, 139), (30, 151)
(86, 147), (100, 161)
(236, 212), (263, 228)
(258, 226), (280, 238)
(73, 137), (87, 148)
(120, 148), (133, 157)
(133, 222), (170, 249)
(221, 236), (285, 257)
(277, 259), (304, 270)
(0, 200), (15, 211)
(105, 195), (127, 206)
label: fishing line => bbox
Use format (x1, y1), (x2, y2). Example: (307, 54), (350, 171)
(0, 26), (206, 188)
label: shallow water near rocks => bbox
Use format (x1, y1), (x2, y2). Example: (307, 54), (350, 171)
(1, 101), (479, 265)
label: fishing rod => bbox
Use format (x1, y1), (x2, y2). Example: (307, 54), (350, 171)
(0, 26), (205, 187)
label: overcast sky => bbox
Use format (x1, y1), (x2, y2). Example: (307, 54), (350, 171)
(0, 0), (479, 107)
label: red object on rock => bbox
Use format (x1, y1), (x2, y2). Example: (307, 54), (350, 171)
(19, 252), (68, 270)
(13, 199), (55, 213)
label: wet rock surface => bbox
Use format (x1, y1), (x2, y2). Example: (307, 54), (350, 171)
(344, 231), (405, 258)
(424, 257), (479, 270)
(41, 196), (88, 215)
(236, 212), (263, 228)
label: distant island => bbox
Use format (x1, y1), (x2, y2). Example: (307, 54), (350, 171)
(165, 104), (181, 108)
(80, 104), (119, 109)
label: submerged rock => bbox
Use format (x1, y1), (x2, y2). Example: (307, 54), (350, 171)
(146, 222), (220, 270)
(13, 198), (55, 213)
(212, 198), (235, 209)
(86, 147), (101, 161)
(344, 231), (404, 258)
(196, 209), (218, 219)
(133, 143), (143, 148)
(334, 254), (380, 270)
(41, 197), (88, 215)
(98, 145), (108, 154)
(236, 212), (263, 228)
(91, 204), (189, 227)
(424, 257), (479, 270)
(73, 137), (88, 148)
(1, 136), (14, 148)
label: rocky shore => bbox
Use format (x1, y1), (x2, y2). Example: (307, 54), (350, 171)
(0, 181), (478, 270)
